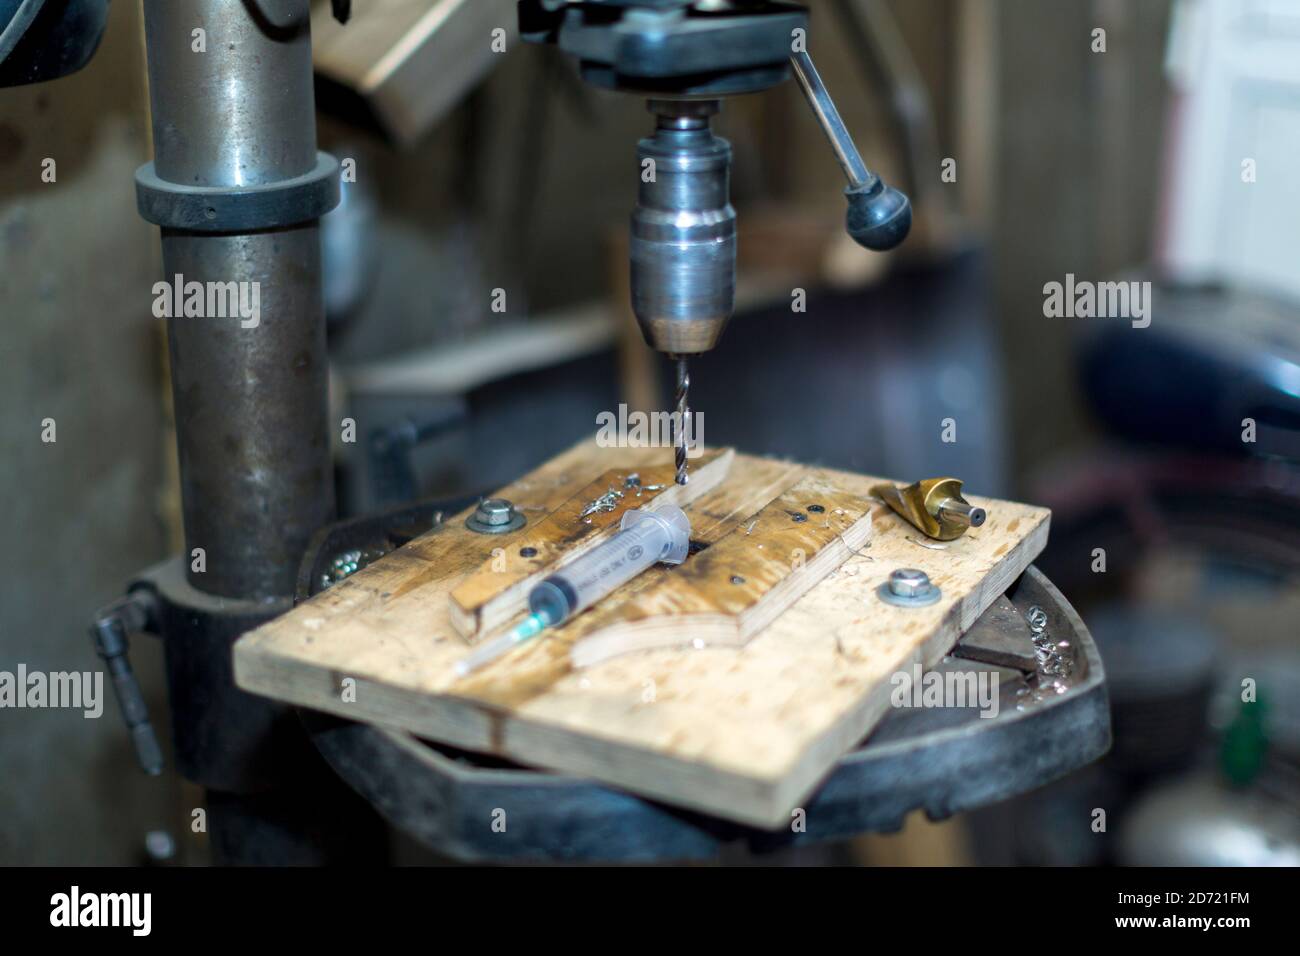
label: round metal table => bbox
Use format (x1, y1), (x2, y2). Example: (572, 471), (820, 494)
(304, 566), (1109, 862)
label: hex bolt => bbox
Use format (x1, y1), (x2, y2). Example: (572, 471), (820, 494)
(465, 497), (526, 534)
(479, 499), (513, 525)
(877, 567), (942, 608)
(889, 568), (931, 597)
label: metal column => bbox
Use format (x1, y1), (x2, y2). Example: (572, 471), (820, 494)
(129, 1), (374, 862)
(141, 0), (334, 599)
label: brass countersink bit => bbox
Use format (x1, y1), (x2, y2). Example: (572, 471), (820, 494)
(871, 477), (987, 541)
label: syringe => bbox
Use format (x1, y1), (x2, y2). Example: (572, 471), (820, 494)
(453, 504), (692, 677)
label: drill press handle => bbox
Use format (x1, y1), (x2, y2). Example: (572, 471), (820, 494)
(789, 49), (912, 252)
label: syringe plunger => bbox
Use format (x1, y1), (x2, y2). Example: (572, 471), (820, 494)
(530, 504), (691, 626)
(452, 505), (692, 678)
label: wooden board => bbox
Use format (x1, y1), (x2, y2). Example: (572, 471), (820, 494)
(566, 474), (873, 668)
(233, 440), (1051, 828)
(450, 449), (733, 641)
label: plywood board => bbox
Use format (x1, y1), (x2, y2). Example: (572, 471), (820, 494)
(233, 440), (1050, 828)
(566, 474), (873, 668)
(450, 449), (733, 640)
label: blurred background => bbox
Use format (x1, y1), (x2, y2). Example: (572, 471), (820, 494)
(1, 0), (1298, 865)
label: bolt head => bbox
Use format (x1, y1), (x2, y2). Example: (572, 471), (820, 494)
(888, 568), (931, 598)
(477, 498), (514, 526)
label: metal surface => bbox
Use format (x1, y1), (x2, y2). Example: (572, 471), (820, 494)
(938, 497), (985, 530)
(0, 0), (108, 87)
(522, 0), (805, 96)
(307, 565), (1110, 861)
(143, 1), (316, 189)
(952, 594), (1039, 672)
(630, 99), (736, 356)
(141, 0), (335, 600)
(789, 49), (870, 188)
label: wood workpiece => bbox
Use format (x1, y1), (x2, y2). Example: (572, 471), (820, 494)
(233, 440), (1051, 828)
(566, 474), (873, 668)
(450, 449), (733, 641)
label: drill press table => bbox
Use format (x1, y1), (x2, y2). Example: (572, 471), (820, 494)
(233, 440), (1109, 857)
(301, 565), (1107, 861)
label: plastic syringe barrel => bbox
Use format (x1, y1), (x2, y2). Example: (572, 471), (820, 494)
(529, 504), (691, 626)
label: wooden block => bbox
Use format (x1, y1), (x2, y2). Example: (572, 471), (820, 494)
(450, 449), (733, 641)
(233, 441), (1050, 828)
(566, 475), (873, 668)
(311, 0), (517, 146)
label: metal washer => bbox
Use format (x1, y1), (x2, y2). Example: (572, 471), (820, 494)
(876, 580), (942, 608)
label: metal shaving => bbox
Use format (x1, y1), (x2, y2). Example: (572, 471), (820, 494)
(906, 535), (949, 551)
(1014, 603), (1076, 710)
(318, 547), (388, 592)
(580, 486), (625, 522)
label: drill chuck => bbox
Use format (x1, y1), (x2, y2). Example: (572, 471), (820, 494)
(630, 100), (736, 356)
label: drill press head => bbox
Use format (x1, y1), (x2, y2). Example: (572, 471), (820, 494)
(631, 99), (735, 357)
(520, 0), (912, 360)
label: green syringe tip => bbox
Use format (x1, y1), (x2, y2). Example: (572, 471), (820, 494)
(513, 612), (547, 642)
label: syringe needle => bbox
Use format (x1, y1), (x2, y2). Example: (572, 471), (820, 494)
(453, 613), (546, 678)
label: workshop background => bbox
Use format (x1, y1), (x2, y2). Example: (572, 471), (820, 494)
(2, 0), (1297, 865)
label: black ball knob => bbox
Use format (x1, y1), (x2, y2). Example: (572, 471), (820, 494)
(845, 177), (912, 252)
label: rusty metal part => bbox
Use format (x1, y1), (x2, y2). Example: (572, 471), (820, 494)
(872, 477), (987, 541)
(141, 0), (336, 600)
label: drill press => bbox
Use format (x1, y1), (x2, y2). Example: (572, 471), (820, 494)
(521, 0), (912, 483)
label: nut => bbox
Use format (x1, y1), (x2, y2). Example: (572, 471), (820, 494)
(465, 497), (526, 535)
(877, 567), (941, 608)
(477, 499), (514, 526)
(888, 568), (931, 598)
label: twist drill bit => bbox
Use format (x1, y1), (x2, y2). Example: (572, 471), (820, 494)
(674, 356), (690, 485)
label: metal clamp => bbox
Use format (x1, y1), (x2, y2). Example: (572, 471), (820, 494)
(134, 151), (341, 232)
